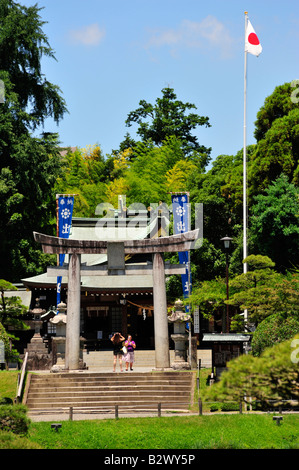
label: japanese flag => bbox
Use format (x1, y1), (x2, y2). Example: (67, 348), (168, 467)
(245, 19), (262, 56)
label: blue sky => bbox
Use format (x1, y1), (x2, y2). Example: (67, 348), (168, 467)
(21, 0), (299, 164)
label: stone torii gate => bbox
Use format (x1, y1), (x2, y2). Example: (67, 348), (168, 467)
(34, 230), (198, 371)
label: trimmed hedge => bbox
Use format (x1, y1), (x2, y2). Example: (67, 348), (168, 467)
(0, 405), (30, 435)
(209, 402), (241, 412)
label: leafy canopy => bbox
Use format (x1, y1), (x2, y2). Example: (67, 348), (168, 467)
(125, 87), (211, 158)
(250, 174), (299, 271)
(0, 1), (67, 281)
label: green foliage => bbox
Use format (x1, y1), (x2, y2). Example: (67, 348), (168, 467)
(0, 280), (30, 363)
(124, 87), (211, 158)
(204, 334), (299, 406)
(189, 253), (299, 342)
(0, 280), (29, 329)
(0, 430), (42, 449)
(250, 82), (299, 194)
(0, 405), (30, 435)
(0, 371), (19, 401)
(124, 136), (185, 206)
(0, 323), (12, 362)
(254, 82), (298, 142)
(228, 256), (299, 325)
(250, 174), (299, 270)
(27, 415), (299, 449)
(55, 145), (109, 217)
(251, 313), (299, 356)
(0, 1), (67, 281)
(0, 0), (67, 130)
(189, 276), (227, 319)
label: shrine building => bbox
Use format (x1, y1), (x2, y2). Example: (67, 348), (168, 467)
(22, 208), (169, 351)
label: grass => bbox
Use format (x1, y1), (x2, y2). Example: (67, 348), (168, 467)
(0, 370), (19, 402)
(0, 370), (298, 450)
(27, 414), (299, 449)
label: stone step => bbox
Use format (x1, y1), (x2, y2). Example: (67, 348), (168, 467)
(28, 402), (190, 412)
(26, 395), (190, 406)
(26, 395), (191, 408)
(24, 371), (194, 412)
(29, 374), (191, 383)
(28, 375), (192, 382)
(27, 388), (190, 398)
(29, 371), (192, 380)
(28, 383), (192, 394)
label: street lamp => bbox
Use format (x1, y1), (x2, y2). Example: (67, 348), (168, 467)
(221, 236), (233, 333)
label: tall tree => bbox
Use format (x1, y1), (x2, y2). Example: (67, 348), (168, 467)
(250, 174), (299, 271)
(0, 0), (67, 134)
(250, 82), (299, 194)
(124, 87), (211, 158)
(0, 1), (67, 281)
(254, 82), (297, 142)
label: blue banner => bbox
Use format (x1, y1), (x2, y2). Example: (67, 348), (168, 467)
(171, 194), (192, 308)
(57, 196), (74, 309)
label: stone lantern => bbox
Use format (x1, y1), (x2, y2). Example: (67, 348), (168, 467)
(24, 299), (51, 370)
(50, 302), (67, 372)
(50, 302), (85, 372)
(29, 298), (46, 335)
(168, 299), (191, 370)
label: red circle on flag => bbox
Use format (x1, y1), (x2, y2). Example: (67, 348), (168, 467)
(248, 32), (260, 45)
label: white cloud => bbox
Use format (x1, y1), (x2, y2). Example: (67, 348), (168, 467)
(68, 23), (106, 46)
(146, 16), (235, 59)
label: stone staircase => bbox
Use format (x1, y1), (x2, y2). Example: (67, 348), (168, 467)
(23, 371), (195, 414)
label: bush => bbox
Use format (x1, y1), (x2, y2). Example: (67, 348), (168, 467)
(220, 402), (239, 412)
(209, 403), (219, 412)
(251, 313), (299, 356)
(203, 334), (299, 406)
(0, 398), (13, 405)
(209, 402), (240, 412)
(0, 405), (30, 435)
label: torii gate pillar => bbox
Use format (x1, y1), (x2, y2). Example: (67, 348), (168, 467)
(152, 253), (170, 369)
(65, 253), (81, 370)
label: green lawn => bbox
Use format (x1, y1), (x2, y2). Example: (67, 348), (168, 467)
(24, 414), (299, 449)
(1, 370), (298, 450)
(0, 370), (19, 402)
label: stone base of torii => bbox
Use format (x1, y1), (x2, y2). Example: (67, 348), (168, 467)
(34, 230), (198, 371)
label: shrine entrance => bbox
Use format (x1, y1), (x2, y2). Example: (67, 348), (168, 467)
(81, 297), (155, 350)
(34, 229), (198, 370)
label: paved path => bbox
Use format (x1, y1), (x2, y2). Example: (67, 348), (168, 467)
(28, 409), (195, 422)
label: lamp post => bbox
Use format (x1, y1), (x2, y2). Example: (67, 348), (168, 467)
(221, 236), (232, 333)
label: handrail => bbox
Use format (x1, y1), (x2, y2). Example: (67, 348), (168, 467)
(15, 352), (28, 403)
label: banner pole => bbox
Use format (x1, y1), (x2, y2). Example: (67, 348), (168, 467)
(56, 194), (77, 311)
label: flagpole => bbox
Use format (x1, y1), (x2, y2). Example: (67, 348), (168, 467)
(243, 12), (248, 326)
(243, 12), (248, 274)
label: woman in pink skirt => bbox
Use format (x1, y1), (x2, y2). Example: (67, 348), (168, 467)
(123, 335), (136, 371)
